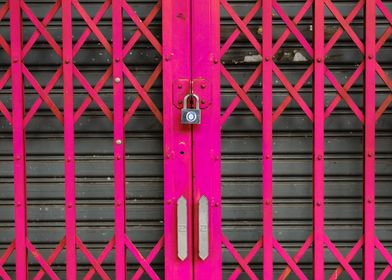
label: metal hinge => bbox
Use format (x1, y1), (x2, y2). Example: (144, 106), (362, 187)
(173, 78), (211, 109)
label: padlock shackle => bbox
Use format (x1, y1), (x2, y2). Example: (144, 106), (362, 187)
(183, 93), (200, 109)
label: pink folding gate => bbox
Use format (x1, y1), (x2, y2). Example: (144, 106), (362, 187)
(0, 0), (391, 279)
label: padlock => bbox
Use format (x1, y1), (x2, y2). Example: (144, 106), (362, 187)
(181, 94), (201, 124)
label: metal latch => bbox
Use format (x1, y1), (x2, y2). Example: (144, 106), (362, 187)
(173, 78), (211, 109)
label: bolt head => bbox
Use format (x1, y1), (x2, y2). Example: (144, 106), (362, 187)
(116, 139), (122, 145)
(317, 155), (322, 160)
(114, 77), (121, 83)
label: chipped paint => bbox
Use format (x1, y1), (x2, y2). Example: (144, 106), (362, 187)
(244, 54), (262, 63)
(293, 52), (308, 62)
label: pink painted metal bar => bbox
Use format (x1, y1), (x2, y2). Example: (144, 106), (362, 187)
(162, 0), (193, 278)
(112, 0), (126, 278)
(313, 0), (325, 278)
(191, 0), (222, 278)
(262, 0), (273, 277)
(363, 0), (377, 278)
(62, 0), (77, 277)
(10, 0), (27, 278)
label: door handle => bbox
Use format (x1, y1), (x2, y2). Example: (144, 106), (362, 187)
(198, 195), (209, 260)
(177, 196), (188, 260)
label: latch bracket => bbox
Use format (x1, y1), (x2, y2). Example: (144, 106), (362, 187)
(173, 78), (211, 109)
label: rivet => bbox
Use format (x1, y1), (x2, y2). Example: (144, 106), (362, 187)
(116, 201), (121, 206)
(13, 58), (18, 63)
(368, 152), (373, 157)
(316, 202), (321, 207)
(115, 139), (122, 145)
(367, 199), (372, 204)
(66, 157), (71, 163)
(214, 155), (220, 161)
(214, 202), (220, 207)
(15, 155), (20, 160)
(178, 100), (183, 105)
(167, 199), (172, 205)
(201, 99), (205, 104)
(115, 57), (120, 62)
(265, 56), (270, 62)
(317, 155), (322, 160)
(178, 83), (183, 89)
(368, 55), (373, 59)
(165, 52), (173, 61)
(114, 77), (121, 83)
(16, 202), (21, 207)
(67, 203), (72, 208)
(213, 58), (219, 64)
(166, 153), (171, 159)
(265, 200), (271, 205)
(65, 59), (70, 64)
(265, 154), (270, 160)
(116, 155), (121, 160)
(317, 58), (322, 63)
(200, 83), (206, 89)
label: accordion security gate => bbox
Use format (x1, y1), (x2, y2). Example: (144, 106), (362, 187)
(0, 0), (391, 279)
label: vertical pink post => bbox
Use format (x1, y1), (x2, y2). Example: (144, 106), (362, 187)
(162, 0), (193, 278)
(112, 0), (126, 278)
(10, 0), (27, 278)
(313, 0), (325, 278)
(62, 0), (77, 278)
(191, 0), (222, 278)
(363, 0), (376, 278)
(262, 0), (274, 278)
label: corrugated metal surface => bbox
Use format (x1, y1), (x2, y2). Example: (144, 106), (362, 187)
(0, 0), (390, 278)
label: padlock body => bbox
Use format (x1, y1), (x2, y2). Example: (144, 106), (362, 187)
(181, 109), (201, 124)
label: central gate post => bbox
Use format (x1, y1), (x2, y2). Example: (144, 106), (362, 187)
(191, 0), (222, 278)
(163, 0), (193, 278)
